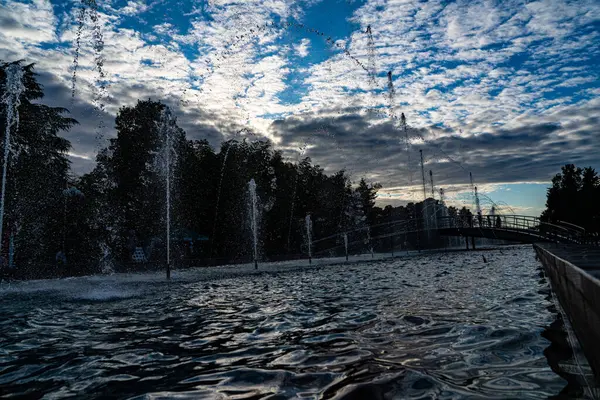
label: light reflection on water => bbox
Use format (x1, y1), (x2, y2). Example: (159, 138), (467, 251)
(0, 246), (589, 398)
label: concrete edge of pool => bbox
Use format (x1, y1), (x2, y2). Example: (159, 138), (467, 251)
(534, 243), (600, 382)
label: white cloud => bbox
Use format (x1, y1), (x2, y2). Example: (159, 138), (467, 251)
(556, 76), (596, 87)
(153, 22), (174, 36)
(119, 0), (151, 16)
(294, 38), (310, 58)
(0, 0), (57, 44)
(0, 0), (598, 214)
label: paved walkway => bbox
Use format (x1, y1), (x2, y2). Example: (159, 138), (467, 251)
(536, 242), (600, 278)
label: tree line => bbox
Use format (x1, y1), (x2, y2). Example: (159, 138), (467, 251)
(2, 61), (401, 278)
(8, 61), (587, 279)
(541, 164), (600, 235)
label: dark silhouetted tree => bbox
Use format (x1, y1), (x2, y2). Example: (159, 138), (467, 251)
(541, 164), (599, 233)
(0, 61), (77, 273)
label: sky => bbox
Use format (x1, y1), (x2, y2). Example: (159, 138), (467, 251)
(1, 0), (599, 216)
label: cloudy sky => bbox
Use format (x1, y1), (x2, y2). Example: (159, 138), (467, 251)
(1, 0), (599, 216)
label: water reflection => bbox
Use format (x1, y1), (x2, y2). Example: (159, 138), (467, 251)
(0, 246), (592, 398)
(543, 316), (584, 399)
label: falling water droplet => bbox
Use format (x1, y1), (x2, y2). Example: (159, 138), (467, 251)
(0, 64), (25, 256)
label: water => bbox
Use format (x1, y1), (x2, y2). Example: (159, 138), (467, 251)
(71, 0), (105, 99)
(287, 172), (300, 253)
(248, 179), (259, 269)
(344, 232), (349, 261)
(70, 0), (107, 147)
(0, 64), (25, 255)
(157, 108), (176, 277)
(305, 214), (313, 263)
(287, 143), (310, 253)
(0, 246), (587, 398)
(71, 3), (86, 100)
(367, 227), (374, 258)
(212, 130), (255, 257)
(210, 142), (233, 257)
(98, 243), (114, 275)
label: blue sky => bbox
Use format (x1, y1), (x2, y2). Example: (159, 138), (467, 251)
(1, 0), (599, 216)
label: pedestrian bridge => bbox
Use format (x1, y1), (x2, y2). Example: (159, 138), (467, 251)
(434, 215), (588, 245)
(311, 214), (591, 256)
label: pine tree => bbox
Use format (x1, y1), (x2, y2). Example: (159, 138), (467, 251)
(0, 61), (77, 274)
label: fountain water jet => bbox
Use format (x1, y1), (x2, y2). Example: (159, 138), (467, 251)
(287, 172), (299, 252)
(367, 227), (374, 258)
(211, 129), (254, 257)
(287, 141), (310, 252)
(248, 179), (259, 269)
(210, 143), (233, 257)
(71, 1), (106, 97)
(99, 242), (114, 274)
(0, 64), (25, 256)
(71, 4), (86, 100)
(158, 108), (176, 279)
(70, 0), (107, 148)
(305, 214), (312, 264)
(344, 232), (349, 261)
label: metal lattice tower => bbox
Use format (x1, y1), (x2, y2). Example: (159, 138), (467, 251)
(420, 150), (427, 201)
(429, 170), (435, 199)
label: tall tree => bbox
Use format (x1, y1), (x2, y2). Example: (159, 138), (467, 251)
(0, 61), (76, 272)
(355, 178), (382, 227)
(90, 100), (186, 263)
(541, 164), (599, 233)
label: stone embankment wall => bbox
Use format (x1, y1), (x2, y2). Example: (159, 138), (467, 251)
(534, 243), (600, 378)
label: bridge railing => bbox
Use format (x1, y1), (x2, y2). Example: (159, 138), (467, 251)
(306, 214), (588, 259)
(437, 214), (585, 244)
(437, 214), (538, 230)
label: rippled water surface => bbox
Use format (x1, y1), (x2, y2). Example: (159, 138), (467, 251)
(0, 246), (584, 398)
